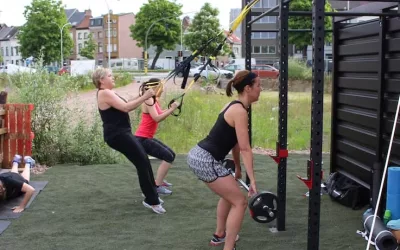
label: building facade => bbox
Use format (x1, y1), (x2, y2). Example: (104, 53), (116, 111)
(0, 26), (22, 66)
(75, 9), (93, 60)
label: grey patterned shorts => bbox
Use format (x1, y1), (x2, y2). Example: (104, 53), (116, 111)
(187, 145), (230, 183)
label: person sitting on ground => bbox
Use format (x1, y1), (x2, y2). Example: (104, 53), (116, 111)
(187, 70), (262, 250)
(0, 155), (36, 213)
(135, 78), (180, 196)
(93, 67), (166, 215)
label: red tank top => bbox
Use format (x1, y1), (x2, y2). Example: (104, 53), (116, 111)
(135, 101), (163, 138)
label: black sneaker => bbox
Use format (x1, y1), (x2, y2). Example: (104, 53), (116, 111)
(209, 233), (239, 246)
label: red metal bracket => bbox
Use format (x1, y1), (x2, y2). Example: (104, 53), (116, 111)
(269, 142), (288, 164)
(297, 160), (324, 190)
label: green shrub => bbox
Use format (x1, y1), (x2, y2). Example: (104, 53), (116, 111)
(6, 64), (121, 166)
(288, 58), (312, 81)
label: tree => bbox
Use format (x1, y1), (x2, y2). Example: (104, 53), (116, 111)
(80, 33), (97, 59)
(289, 0), (333, 59)
(183, 3), (231, 60)
(130, 0), (182, 69)
(18, 0), (73, 65)
(0, 54), (3, 64)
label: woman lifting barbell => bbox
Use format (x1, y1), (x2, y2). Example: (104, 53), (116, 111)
(187, 70), (261, 250)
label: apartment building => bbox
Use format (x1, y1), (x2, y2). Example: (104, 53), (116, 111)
(89, 12), (141, 66)
(236, 0), (369, 65)
(0, 26), (22, 65)
(240, 0), (279, 65)
(89, 17), (104, 65)
(75, 9), (93, 60)
(65, 9), (87, 62)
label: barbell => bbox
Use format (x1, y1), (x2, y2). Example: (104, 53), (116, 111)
(223, 159), (279, 223)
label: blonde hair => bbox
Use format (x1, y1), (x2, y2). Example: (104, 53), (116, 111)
(226, 70), (256, 97)
(92, 67), (110, 89)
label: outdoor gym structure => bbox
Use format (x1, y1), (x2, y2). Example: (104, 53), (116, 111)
(241, 1), (400, 249)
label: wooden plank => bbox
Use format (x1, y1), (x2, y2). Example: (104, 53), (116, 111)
(0, 128), (8, 135)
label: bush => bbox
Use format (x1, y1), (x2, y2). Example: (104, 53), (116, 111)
(6, 63), (121, 166)
(288, 58), (312, 81)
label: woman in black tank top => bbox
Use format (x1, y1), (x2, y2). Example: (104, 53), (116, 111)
(187, 70), (262, 250)
(92, 67), (166, 215)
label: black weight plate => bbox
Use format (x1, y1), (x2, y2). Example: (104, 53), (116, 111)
(222, 159), (235, 172)
(248, 191), (278, 223)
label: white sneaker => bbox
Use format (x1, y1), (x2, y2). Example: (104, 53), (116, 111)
(142, 201), (166, 214)
(141, 193), (164, 204)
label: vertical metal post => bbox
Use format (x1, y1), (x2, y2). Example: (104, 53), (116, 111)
(329, 19), (338, 175)
(372, 15), (387, 215)
(244, 0), (253, 186)
(308, 0), (325, 249)
(277, 0), (289, 232)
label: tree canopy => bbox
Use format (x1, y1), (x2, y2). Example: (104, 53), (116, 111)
(288, 0), (333, 57)
(183, 3), (231, 59)
(130, 0), (182, 69)
(18, 0), (73, 65)
(80, 33), (97, 60)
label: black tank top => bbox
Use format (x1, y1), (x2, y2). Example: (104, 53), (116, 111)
(198, 100), (246, 161)
(97, 90), (131, 141)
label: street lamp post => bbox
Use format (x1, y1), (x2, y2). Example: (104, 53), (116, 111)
(104, 0), (111, 67)
(53, 22), (70, 67)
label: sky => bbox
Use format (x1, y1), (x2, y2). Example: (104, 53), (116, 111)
(0, 0), (242, 29)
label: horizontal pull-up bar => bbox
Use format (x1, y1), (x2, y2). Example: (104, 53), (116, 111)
(252, 29), (333, 33)
(248, 0), (290, 25)
(251, 11), (400, 18)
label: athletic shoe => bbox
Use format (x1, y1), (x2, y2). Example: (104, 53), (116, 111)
(209, 233), (240, 246)
(142, 201), (166, 214)
(12, 155), (22, 164)
(161, 180), (173, 187)
(141, 193), (164, 205)
(156, 186), (172, 195)
(23, 156), (35, 168)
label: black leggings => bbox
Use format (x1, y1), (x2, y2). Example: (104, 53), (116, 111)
(106, 132), (160, 205)
(135, 137), (176, 163)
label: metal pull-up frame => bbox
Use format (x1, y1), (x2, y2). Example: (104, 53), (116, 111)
(242, 0), (400, 249)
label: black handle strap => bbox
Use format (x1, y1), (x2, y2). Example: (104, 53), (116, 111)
(168, 93), (185, 117)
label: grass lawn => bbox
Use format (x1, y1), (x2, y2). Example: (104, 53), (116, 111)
(0, 154), (368, 250)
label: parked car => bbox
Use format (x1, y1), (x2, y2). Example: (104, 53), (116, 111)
(223, 64), (244, 73)
(58, 66), (70, 75)
(189, 65), (233, 80)
(252, 65), (279, 79)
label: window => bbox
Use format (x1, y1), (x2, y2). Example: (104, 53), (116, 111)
(251, 16), (276, 23)
(251, 32), (276, 39)
(253, 45), (276, 54)
(84, 32), (88, 39)
(92, 32), (96, 39)
(113, 44), (117, 52)
(15, 47), (19, 56)
(98, 43), (103, 52)
(98, 31), (103, 38)
(10, 47), (13, 56)
(1, 47), (3, 56)
(90, 20), (94, 26)
(268, 46), (276, 54)
(78, 43), (82, 53)
(113, 28), (117, 37)
(5, 47), (8, 56)
(262, 0), (277, 8)
(78, 33), (82, 40)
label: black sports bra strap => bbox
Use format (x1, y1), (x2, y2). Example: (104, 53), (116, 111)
(222, 100), (246, 114)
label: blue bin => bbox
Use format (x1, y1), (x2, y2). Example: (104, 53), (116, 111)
(386, 167), (400, 220)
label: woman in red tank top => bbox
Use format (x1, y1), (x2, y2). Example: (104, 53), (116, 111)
(135, 78), (180, 195)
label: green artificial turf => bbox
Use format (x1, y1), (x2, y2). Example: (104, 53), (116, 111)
(0, 154), (369, 250)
